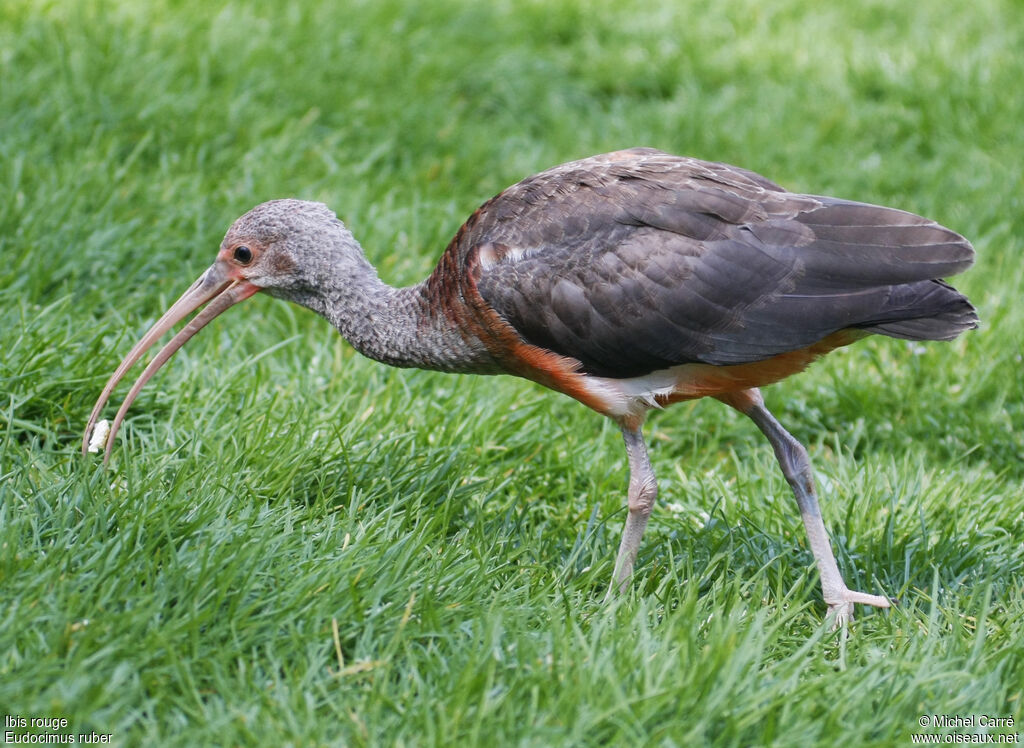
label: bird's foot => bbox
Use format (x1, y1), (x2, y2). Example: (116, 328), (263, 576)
(825, 588), (891, 629)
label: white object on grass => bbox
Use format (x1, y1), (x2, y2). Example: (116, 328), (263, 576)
(87, 419), (111, 453)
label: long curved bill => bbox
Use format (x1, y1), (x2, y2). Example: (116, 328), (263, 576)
(82, 263), (259, 464)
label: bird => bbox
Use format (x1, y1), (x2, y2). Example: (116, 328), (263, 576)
(83, 147), (977, 625)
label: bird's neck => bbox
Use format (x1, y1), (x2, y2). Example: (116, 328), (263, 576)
(294, 259), (495, 373)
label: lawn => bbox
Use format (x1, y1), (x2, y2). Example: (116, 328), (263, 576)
(1, 0), (1022, 745)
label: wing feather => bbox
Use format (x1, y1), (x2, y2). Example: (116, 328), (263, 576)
(466, 150), (976, 378)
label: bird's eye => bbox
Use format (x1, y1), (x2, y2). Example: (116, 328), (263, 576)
(233, 246), (253, 265)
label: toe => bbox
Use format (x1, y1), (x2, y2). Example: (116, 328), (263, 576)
(827, 601), (855, 630)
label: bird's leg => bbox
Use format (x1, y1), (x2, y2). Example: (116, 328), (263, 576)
(606, 424), (658, 599)
(718, 389), (890, 627)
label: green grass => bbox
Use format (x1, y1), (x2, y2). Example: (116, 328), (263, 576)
(2, 0), (1022, 744)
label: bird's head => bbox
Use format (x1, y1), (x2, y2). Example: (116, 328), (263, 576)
(83, 199), (363, 463)
(217, 199), (369, 303)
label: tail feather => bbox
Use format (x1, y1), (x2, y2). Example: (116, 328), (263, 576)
(790, 197), (978, 343)
(858, 280), (978, 341)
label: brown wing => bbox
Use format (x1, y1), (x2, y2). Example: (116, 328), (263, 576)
(465, 149), (976, 379)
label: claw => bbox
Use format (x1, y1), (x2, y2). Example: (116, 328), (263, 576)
(826, 588), (891, 629)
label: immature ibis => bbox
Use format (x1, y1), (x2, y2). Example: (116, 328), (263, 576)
(84, 148), (977, 624)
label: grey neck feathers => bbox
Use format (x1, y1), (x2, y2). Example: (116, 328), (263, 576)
(285, 257), (493, 373)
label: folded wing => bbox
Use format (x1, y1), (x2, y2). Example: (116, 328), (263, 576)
(472, 149), (976, 378)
